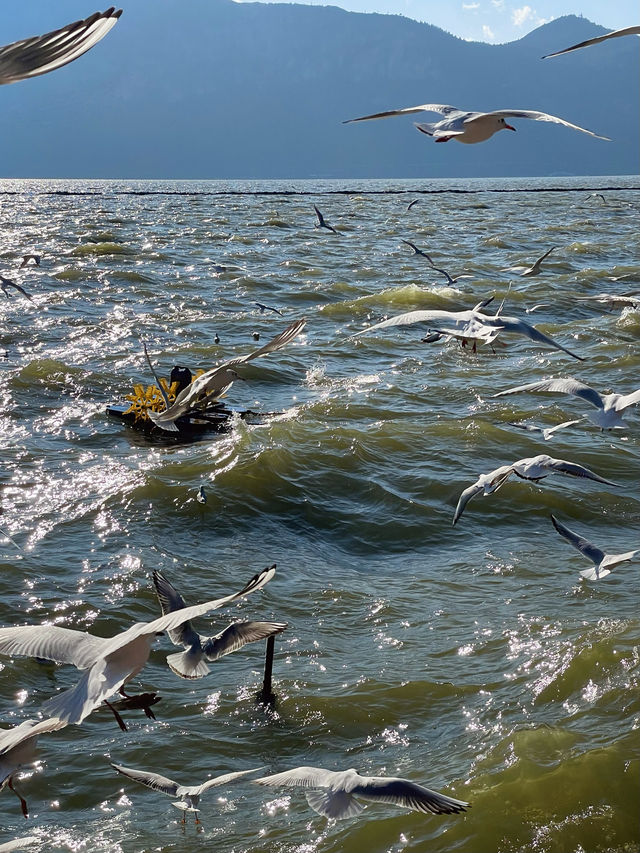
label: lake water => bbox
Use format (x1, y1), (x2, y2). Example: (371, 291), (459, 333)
(0, 175), (639, 852)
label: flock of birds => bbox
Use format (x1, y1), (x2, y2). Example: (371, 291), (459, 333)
(0, 6), (638, 850)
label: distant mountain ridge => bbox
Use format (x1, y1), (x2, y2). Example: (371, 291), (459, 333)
(0, 4), (637, 178)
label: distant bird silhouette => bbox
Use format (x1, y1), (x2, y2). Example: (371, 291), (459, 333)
(214, 333), (220, 344)
(344, 103), (609, 144)
(255, 302), (283, 316)
(503, 246), (556, 277)
(313, 205), (338, 234)
(401, 241), (470, 285)
(0, 276), (33, 302)
(19, 255), (40, 269)
(542, 24), (640, 59)
(406, 199), (419, 211)
(0, 8), (122, 85)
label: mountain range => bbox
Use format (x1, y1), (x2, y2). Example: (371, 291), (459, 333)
(1, 2), (637, 178)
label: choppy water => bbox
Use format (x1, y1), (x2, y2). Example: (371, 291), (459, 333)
(0, 176), (639, 853)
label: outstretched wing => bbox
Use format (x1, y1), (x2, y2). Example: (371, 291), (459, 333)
(254, 766), (337, 789)
(111, 763), (179, 797)
(354, 309), (475, 337)
(0, 625), (109, 670)
(489, 317), (584, 360)
(182, 767), (265, 796)
(550, 514), (605, 566)
(481, 109), (610, 140)
(544, 457), (619, 486)
(152, 571), (200, 648)
(0, 717), (67, 755)
(351, 775), (468, 815)
(493, 377), (603, 408)
(543, 25), (640, 58)
(343, 104), (459, 123)
(0, 8), (122, 85)
(203, 620), (288, 661)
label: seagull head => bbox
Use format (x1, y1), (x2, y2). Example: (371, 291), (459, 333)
(499, 118), (516, 132)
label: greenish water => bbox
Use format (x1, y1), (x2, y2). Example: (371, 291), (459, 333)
(0, 176), (639, 852)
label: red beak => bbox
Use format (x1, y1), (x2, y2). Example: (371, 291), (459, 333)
(505, 123), (516, 131)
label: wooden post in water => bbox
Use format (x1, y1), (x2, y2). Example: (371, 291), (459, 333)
(257, 635), (276, 705)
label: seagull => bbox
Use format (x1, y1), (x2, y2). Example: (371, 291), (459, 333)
(542, 24), (640, 59)
(18, 255), (40, 269)
(0, 838), (39, 852)
(401, 241), (470, 285)
(354, 307), (583, 360)
(430, 319), (504, 353)
(0, 8), (122, 85)
(576, 293), (639, 310)
(503, 247), (556, 277)
(0, 565), (276, 727)
(152, 570), (287, 679)
(149, 317), (306, 432)
(550, 514), (640, 580)
(343, 104), (609, 144)
(493, 378), (640, 429)
(453, 454), (619, 526)
(112, 763), (263, 823)
(506, 419), (583, 441)
(406, 199), (419, 211)
(0, 276), (33, 302)
(254, 766), (469, 820)
(1, 718), (66, 817)
(196, 485), (207, 504)
(255, 302), (283, 316)
(313, 205), (338, 234)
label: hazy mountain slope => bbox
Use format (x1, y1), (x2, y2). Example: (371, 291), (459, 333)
(0, 3), (636, 178)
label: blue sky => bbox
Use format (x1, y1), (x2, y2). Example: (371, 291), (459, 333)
(2, 2), (637, 45)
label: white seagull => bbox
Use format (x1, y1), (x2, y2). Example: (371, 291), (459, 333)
(0, 8), (122, 85)
(506, 418), (583, 440)
(1, 717), (66, 817)
(152, 570), (287, 679)
(344, 103), (609, 144)
(576, 293), (639, 310)
(453, 454), (619, 526)
(355, 306), (584, 360)
(0, 566), (276, 727)
(550, 515), (640, 580)
(112, 762), (263, 823)
(543, 24), (640, 59)
(493, 378), (640, 429)
(149, 317), (306, 432)
(503, 246), (557, 277)
(255, 766), (468, 820)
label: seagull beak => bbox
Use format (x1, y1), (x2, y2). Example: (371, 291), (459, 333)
(505, 123), (516, 132)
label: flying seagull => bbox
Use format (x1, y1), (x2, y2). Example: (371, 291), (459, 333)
(18, 255), (40, 269)
(550, 514), (640, 580)
(452, 454), (619, 526)
(406, 199), (419, 211)
(576, 293), (639, 310)
(313, 205), (338, 234)
(0, 276), (33, 302)
(401, 241), (470, 284)
(152, 570), (287, 679)
(343, 104), (609, 144)
(0, 565), (276, 727)
(504, 246), (557, 277)
(0, 8), (122, 85)
(254, 766), (469, 820)
(112, 763), (263, 823)
(1, 717), (66, 817)
(506, 419), (583, 441)
(354, 307), (584, 360)
(255, 302), (283, 316)
(542, 24), (640, 59)
(493, 378), (640, 429)
(149, 317), (306, 432)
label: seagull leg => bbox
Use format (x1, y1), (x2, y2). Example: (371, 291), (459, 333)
(8, 778), (29, 818)
(104, 699), (128, 732)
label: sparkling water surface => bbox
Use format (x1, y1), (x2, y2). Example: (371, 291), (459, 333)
(0, 176), (639, 852)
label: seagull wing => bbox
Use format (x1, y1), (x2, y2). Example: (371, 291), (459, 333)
(254, 766), (337, 788)
(542, 25), (640, 58)
(202, 620), (288, 662)
(611, 389), (640, 412)
(0, 625), (109, 670)
(152, 571), (201, 648)
(0, 8), (122, 85)
(313, 205), (325, 226)
(543, 457), (619, 486)
(111, 763), (180, 797)
(493, 377), (603, 408)
(355, 309), (475, 336)
(224, 317), (306, 368)
(182, 767), (265, 797)
(481, 110), (610, 140)
(534, 246), (556, 265)
(0, 718), (67, 755)
(550, 514), (606, 565)
(487, 315), (584, 360)
(453, 481), (486, 526)
(350, 775), (469, 815)
(343, 104), (459, 123)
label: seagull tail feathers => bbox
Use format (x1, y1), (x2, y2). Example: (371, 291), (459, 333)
(148, 411), (180, 432)
(580, 566), (610, 581)
(166, 650), (210, 679)
(305, 789), (365, 820)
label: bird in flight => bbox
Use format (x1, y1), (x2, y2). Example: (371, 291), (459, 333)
(542, 24), (640, 59)
(344, 104), (609, 144)
(313, 205), (339, 234)
(0, 275), (33, 302)
(0, 8), (122, 86)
